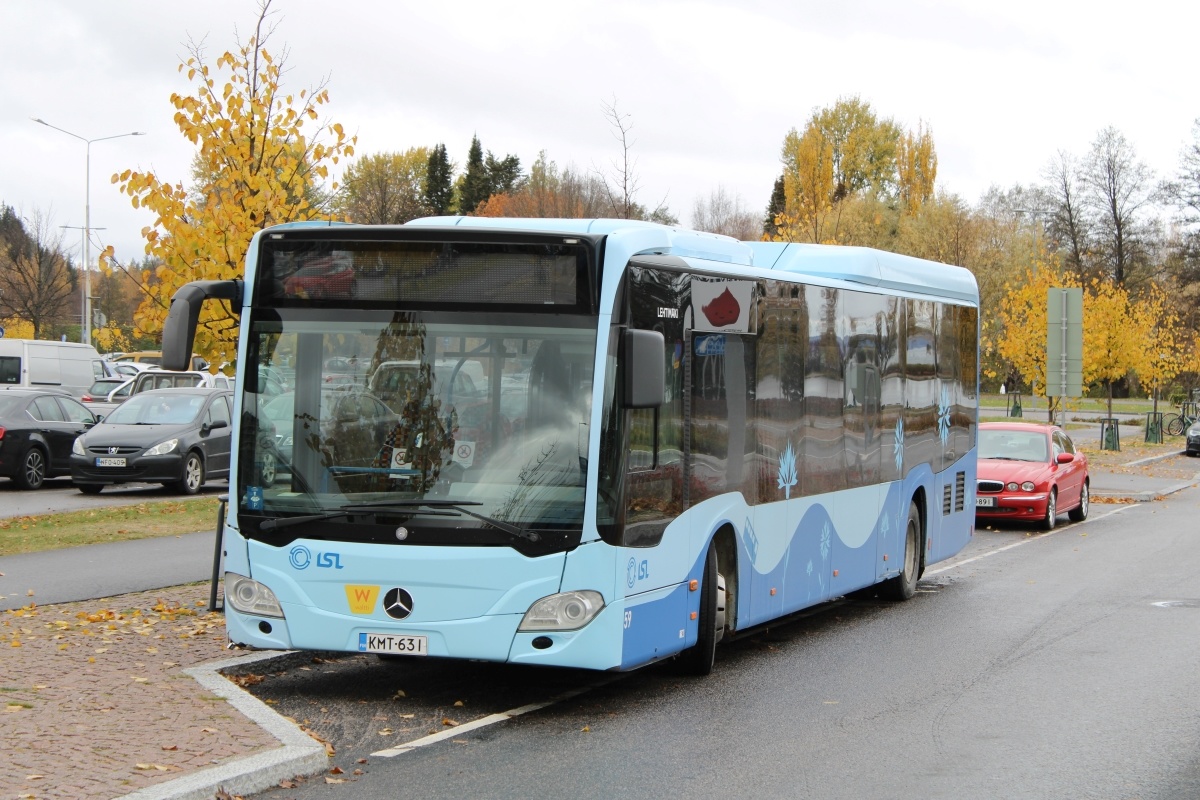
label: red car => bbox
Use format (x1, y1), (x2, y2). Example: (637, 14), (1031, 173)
(975, 422), (1089, 529)
(282, 256), (355, 299)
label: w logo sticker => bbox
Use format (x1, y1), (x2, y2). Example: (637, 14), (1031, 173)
(345, 585), (380, 615)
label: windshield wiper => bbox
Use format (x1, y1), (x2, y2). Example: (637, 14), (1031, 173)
(256, 500), (538, 542)
(350, 500), (541, 543)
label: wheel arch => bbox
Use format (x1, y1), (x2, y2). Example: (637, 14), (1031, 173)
(710, 523), (739, 633)
(910, 486), (928, 578)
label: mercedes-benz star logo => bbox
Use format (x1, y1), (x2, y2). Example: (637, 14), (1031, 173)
(383, 588), (414, 620)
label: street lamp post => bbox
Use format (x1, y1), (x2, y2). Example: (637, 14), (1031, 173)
(31, 118), (144, 346)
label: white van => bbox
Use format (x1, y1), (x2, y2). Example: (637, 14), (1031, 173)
(0, 339), (110, 399)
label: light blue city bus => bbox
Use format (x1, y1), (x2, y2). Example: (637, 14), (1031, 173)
(162, 218), (978, 674)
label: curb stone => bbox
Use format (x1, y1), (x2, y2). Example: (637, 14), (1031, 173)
(114, 650), (329, 800)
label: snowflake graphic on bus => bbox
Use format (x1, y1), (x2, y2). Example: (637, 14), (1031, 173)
(777, 440), (798, 499)
(937, 386), (952, 446)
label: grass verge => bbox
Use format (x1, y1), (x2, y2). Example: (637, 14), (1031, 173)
(0, 497), (221, 557)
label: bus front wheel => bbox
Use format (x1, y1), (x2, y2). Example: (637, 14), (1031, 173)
(676, 540), (726, 676)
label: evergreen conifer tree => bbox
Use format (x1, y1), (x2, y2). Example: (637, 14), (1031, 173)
(458, 136), (489, 215)
(423, 144), (454, 216)
(764, 174), (786, 237)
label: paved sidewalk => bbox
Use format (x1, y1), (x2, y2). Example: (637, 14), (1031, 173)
(2, 450), (1196, 800)
(1, 584), (281, 800)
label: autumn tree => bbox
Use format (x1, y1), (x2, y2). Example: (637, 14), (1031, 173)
(335, 148), (429, 224)
(0, 206), (77, 339)
(594, 97), (675, 223)
(1042, 150), (1093, 281)
(475, 151), (606, 218)
(997, 253), (1079, 415)
(1083, 277), (1141, 417)
(1082, 127), (1158, 288)
(691, 186), (760, 240)
(896, 122), (938, 214)
(774, 97), (931, 244)
(92, 256), (159, 353)
(108, 1), (355, 364)
(1165, 119), (1200, 314)
(423, 144), (454, 216)
(1131, 282), (1185, 416)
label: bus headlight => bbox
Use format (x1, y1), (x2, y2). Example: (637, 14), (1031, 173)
(226, 572), (284, 618)
(518, 591), (604, 631)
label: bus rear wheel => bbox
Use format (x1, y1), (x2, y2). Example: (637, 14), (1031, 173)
(883, 502), (921, 601)
(676, 540), (726, 676)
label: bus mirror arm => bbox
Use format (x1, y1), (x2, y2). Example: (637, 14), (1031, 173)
(621, 329), (665, 409)
(162, 280), (244, 371)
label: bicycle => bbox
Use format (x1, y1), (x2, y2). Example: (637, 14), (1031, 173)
(1163, 401), (1198, 436)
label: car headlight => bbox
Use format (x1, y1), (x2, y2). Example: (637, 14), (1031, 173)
(518, 590), (604, 631)
(72, 437), (86, 456)
(226, 572), (284, 617)
(144, 438), (179, 456)
(1006, 482), (1019, 491)
(1021, 481), (1036, 492)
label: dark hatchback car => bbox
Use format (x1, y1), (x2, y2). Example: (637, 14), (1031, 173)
(0, 387), (98, 489)
(70, 387), (233, 495)
(1187, 418), (1200, 457)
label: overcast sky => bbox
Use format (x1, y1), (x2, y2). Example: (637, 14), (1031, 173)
(2, 0), (1197, 265)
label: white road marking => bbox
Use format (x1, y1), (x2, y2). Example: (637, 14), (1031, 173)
(925, 505), (1136, 577)
(371, 679), (619, 758)
(370, 504), (1149, 758)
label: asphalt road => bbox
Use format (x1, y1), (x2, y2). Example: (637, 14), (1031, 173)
(0, 478), (227, 609)
(242, 487), (1200, 800)
(0, 476), (228, 518)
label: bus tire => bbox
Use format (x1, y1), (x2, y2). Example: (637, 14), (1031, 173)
(676, 540), (725, 676)
(883, 502), (921, 601)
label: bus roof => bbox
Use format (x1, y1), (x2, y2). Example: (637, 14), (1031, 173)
(277, 217), (979, 306)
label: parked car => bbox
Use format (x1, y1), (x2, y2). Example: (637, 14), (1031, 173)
(82, 378), (134, 419)
(0, 387), (98, 489)
(130, 368), (234, 395)
(256, 388), (396, 484)
(1186, 418), (1200, 457)
(283, 255), (355, 299)
(70, 387), (233, 495)
(109, 361), (153, 379)
(975, 422), (1089, 529)
(113, 350), (209, 371)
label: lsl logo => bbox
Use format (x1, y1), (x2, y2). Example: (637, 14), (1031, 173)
(289, 545), (344, 570)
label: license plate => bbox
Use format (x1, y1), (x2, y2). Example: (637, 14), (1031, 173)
(976, 496), (995, 508)
(358, 633), (427, 655)
(95, 457), (126, 467)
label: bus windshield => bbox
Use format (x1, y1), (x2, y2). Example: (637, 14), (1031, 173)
(239, 310), (596, 546)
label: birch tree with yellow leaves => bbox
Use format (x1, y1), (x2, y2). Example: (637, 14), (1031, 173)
(1082, 278), (1141, 418)
(106, 1), (355, 365)
(1130, 282), (1185, 417)
(996, 255), (1079, 419)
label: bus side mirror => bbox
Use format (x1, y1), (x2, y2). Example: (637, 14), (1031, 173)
(162, 280), (242, 371)
(621, 329), (665, 408)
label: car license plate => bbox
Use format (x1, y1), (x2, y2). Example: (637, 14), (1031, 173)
(976, 496), (995, 508)
(95, 457), (126, 467)
(358, 633), (427, 655)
